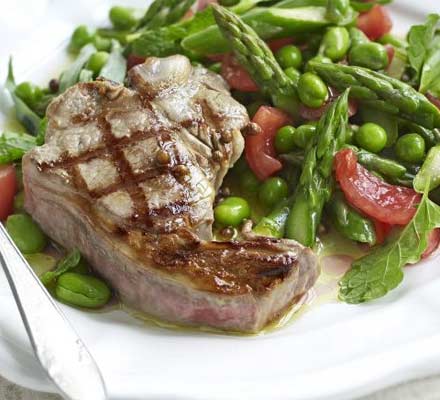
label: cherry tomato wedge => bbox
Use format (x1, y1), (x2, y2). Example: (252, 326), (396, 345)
(246, 106), (291, 181)
(127, 54), (146, 70)
(221, 54), (258, 92)
(385, 44), (394, 65)
(427, 93), (440, 111)
(422, 229), (440, 259)
(0, 164), (17, 221)
(373, 219), (393, 245)
(300, 97), (357, 121)
(267, 37), (294, 53)
(357, 5), (392, 41)
(334, 148), (421, 226)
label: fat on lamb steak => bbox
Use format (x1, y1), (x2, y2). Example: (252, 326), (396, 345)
(23, 55), (319, 332)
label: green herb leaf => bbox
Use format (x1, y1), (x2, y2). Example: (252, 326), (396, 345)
(419, 35), (440, 97)
(40, 248), (82, 286)
(59, 44), (96, 93)
(5, 59), (42, 135)
(339, 190), (440, 304)
(99, 40), (127, 83)
(407, 14), (439, 85)
(0, 131), (37, 164)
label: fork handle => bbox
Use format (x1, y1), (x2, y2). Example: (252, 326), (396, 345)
(0, 223), (107, 400)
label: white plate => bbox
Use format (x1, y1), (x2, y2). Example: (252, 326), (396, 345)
(1, 1), (440, 399)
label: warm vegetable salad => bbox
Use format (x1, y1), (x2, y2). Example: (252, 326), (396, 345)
(2, 0), (440, 310)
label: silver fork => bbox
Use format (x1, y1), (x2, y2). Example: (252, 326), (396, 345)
(0, 223), (107, 400)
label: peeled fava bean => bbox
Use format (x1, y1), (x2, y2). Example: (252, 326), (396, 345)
(55, 272), (111, 308)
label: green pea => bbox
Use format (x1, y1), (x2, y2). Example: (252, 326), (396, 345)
(321, 27), (351, 61)
(240, 168), (261, 193)
(70, 25), (95, 52)
(293, 124), (317, 149)
(349, 42), (388, 70)
(214, 197), (251, 227)
(14, 82), (43, 108)
(395, 133), (426, 164)
(305, 56), (332, 73)
(55, 273), (111, 308)
(258, 177), (288, 208)
(284, 67), (301, 85)
(275, 45), (303, 69)
(87, 51), (110, 76)
(297, 72), (329, 108)
(6, 214), (47, 254)
(13, 191), (25, 212)
(208, 62), (222, 74)
(93, 35), (112, 52)
(355, 123), (387, 153)
(275, 125), (296, 153)
(109, 6), (138, 30)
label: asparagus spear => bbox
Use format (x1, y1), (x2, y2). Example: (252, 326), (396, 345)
(309, 61), (440, 129)
(285, 90), (350, 247)
(137, 0), (196, 30)
(212, 4), (298, 112)
(253, 196), (293, 238)
(184, 5), (331, 56)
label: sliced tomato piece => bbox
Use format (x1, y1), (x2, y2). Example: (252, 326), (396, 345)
(0, 164), (17, 221)
(427, 93), (440, 110)
(197, 0), (217, 11)
(422, 229), (440, 259)
(246, 106), (291, 181)
(127, 54), (146, 70)
(385, 44), (395, 66)
(334, 149), (421, 225)
(357, 5), (392, 41)
(267, 37), (294, 53)
(300, 97), (358, 121)
(221, 54), (259, 92)
(373, 219), (393, 245)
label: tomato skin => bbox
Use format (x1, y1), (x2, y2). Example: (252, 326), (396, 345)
(267, 37), (294, 53)
(427, 93), (440, 111)
(357, 5), (392, 41)
(0, 165), (17, 221)
(245, 106), (291, 181)
(334, 149), (421, 225)
(127, 54), (146, 70)
(221, 54), (259, 92)
(385, 44), (394, 66)
(197, 0), (217, 11)
(422, 229), (440, 259)
(373, 219), (393, 245)
(300, 97), (357, 121)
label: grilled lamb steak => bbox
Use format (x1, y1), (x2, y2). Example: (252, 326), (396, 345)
(23, 55), (319, 332)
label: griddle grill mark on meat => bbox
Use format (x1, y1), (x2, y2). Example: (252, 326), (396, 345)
(23, 55), (319, 332)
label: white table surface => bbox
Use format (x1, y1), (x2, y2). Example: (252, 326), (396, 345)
(2, 1), (440, 399)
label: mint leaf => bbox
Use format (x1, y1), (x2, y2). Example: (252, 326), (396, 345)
(40, 248), (81, 286)
(407, 14), (439, 85)
(419, 35), (440, 97)
(339, 191), (440, 303)
(0, 131), (37, 164)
